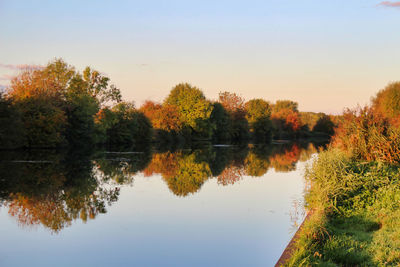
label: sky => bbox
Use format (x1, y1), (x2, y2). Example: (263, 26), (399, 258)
(0, 0), (399, 114)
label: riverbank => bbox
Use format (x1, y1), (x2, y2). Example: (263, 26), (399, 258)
(279, 149), (400, 266)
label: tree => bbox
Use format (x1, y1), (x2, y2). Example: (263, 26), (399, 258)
(313, 114), (335, 136)
(218, 91), (245, 113)
(273, 100), (298, 113)
(165, 83), (214, 139)
(0, 93), (25, 148)
(271, 108), (302, 139)
(372, 82), (400, 120)
(210, 102), (232, 142)
(218, 92), (249, 141)
(102, 102), (152, 147)
(6, 59), (122, 148)
(245, 99), (272, 142)
(140, 100), (182, 132)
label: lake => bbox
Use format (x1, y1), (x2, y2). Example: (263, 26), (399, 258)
(0, 142), (322, 266)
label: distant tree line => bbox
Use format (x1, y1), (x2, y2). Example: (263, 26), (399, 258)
(0, 59), (335, 149)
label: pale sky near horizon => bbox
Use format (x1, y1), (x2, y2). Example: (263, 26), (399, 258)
(0, 0), (399, 114)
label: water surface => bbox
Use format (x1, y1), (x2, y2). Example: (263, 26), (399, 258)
(0, 143), (320, 266)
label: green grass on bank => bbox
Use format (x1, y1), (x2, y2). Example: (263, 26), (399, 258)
(284, 149), (400, 266)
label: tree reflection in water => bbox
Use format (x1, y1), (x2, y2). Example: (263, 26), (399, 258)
(0, 142), (324, 233)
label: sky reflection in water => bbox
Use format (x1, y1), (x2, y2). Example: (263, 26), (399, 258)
(0, 142), (322, 266)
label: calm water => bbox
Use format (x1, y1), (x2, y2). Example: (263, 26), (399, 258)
(0, 143), (321, 267)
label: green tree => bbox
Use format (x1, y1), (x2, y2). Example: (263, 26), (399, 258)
(218, 91), (249, 141)
(0, 93), (25, 148)
(245, 99), (272, 142)
(104, 102), (152, 147)
(210, 102), (232, 142)
(313, 114), (335, 136)
(165, 83), (214, 139)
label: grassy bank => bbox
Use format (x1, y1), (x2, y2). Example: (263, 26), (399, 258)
(283, 149), (400, 266)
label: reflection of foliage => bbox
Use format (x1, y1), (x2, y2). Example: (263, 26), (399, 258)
(96, 150), (152, 185)
(165, 153), (211, 197)
(245, 152), (270, 177)
(144, 151), (212, 196)
(143, 152), (180, 179)
(0, 142), (325, 233)
(299, 143), (317, 162)
(0, 150), (121, 233)
(208, 147), (234, 177)
(269, 144), (301, 172)
(217, 165), (244, 186)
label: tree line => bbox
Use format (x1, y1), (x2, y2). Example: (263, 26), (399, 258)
(0, 59), (335, 149)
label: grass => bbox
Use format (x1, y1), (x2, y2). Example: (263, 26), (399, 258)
(284, 149), (400, 266)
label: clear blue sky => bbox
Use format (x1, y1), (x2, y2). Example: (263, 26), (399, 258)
(0, 0), (399, 113)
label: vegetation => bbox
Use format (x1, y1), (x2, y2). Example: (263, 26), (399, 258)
(284, 82), (400, 266)
(0, 59), (334, 149)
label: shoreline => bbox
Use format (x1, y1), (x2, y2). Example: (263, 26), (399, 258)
(275, 211), (313, 266)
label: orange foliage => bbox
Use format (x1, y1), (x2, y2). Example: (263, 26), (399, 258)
(217, 165), (244, 186)
(8, 67), (68, 103)
(140, 101), (182, 131)
(218, 92), (245, 113)
(332, 107), (400, 163)
(143, 152), (180, 178)
(270, 144), (301, 172)
(271, 108), (302, 132)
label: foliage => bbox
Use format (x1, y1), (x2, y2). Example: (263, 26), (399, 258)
(286, 83), (400, 265)
(273, 100), (298, 113)
(372, 82), (400, 119)
(0, 150), (121, 233)
(271, 108), (302, 139)
(245, 99), (273, 142)
(313, 114), (335, 136)
(16, 97), (68, 148)
(165, 83), (214, 139)
(300, 112), (325, 131)
(332, 107), (400, 164)
(210, 102), (232, 142)
(2, 58), (331, 147)
(218, 92), (249, 141)
(0, 93), (25, 149)
(5, 59), (122, 148)
(103, 102), (152, 147)
(140, 100), (182, 132)
(286, 149), (400, 266)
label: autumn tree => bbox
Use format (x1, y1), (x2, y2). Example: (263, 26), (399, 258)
(218, 91), (249, 141)
(140, 100), (183, 142)
(271, 100), (302, 139)
(165, 83), (214, 139)
(6, 59), (122, 148)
